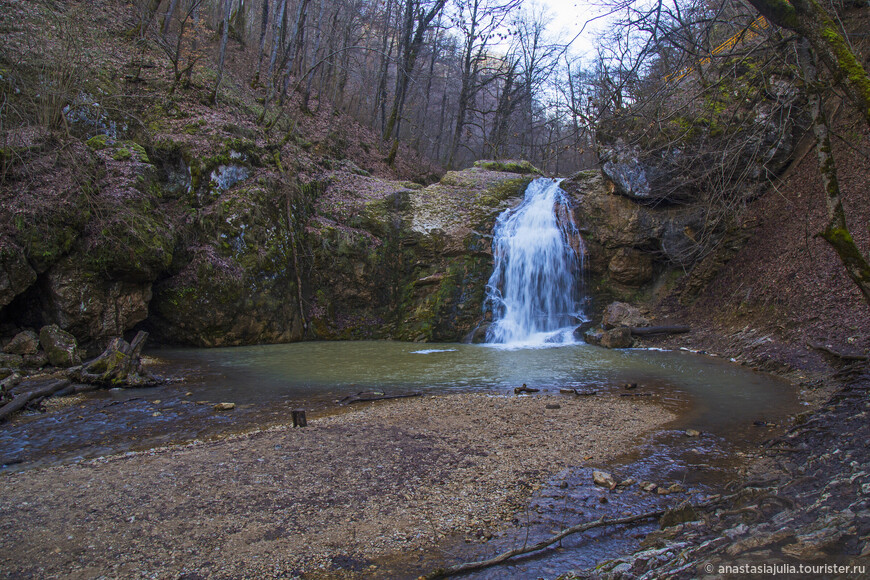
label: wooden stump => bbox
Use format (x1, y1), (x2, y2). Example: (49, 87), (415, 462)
(292, 409), (307, 428)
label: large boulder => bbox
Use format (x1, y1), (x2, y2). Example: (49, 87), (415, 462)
(306, 166), (531, 342)
(39, 324), (81, 367)
(562, 170), (708, 269)
(602, 302), (650, 329)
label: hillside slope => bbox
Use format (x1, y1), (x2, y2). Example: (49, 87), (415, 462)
(642, 107), (870, 384)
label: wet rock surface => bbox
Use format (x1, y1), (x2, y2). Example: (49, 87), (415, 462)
(563, 369), (870, 579)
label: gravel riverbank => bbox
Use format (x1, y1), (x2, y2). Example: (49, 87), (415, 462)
(0, 393), (674, 578)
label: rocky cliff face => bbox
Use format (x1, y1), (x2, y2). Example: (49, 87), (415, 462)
(304, 166), (530, 342)
(560, 170), (721, 314)
(0, 131), (529, 350)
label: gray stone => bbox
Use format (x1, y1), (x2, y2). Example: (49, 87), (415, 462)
(4, 330), (39, 355)
(593, 470), (617, 489)
(39, 324), (81, 367)
(600, 140), (653, 200)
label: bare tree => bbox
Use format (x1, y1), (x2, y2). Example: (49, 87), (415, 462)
(382, 0), (447, 165)
(446, 0), (522, 168)
(211, 0), (233, 104)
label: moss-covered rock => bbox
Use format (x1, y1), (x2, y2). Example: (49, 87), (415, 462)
(148, 184), (303, 346)
(39, 324), (81, 367)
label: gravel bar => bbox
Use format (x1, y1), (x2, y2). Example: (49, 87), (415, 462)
(0, 392), (674, 578)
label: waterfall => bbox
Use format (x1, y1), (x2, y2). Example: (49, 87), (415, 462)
(483, 177), (586, 346)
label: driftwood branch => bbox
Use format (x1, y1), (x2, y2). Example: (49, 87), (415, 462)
(422, 510), (668, 579)
(0, 379), (71, 422)
(338, 391), (423, 405)
(630, 326), (690, 336)
(421, 490), (768, 579)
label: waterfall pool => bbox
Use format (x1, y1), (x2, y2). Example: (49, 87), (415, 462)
(149, 340), (798, 439)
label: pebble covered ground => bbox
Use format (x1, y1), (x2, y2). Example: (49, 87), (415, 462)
(0, 393), (673, 579)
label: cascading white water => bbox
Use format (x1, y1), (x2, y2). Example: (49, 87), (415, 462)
(483, 177), (586, 346)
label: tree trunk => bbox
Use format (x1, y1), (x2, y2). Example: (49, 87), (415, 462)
(0, 379), (71, 422)
(162, 0), (180, 34)
(254, 0), (270, 81)
(68, 331), (160, 387)
(747, 0), (870, 129)
(211, 0), (233, 104)
(132, 0), (163, 37)
(302, 0), (325, 111)
(809, 83), (870, 304)
(383, 0), (446, 148)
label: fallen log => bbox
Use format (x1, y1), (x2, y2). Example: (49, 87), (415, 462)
(338, 391), (423, 405)
(630, 326), (690, 336)
(0, 379), (71, 422)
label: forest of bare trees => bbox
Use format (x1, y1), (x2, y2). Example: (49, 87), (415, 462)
(138, 0), (603, 173)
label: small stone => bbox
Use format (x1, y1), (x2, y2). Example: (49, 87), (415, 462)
(593, 470), (618, 490)
(559, 481), (569, 489)
(152, 412), (161, 417)
(641, 482), (658, 492)
(618, 478), (636, 487)
(657, 487), (670, 495)
(213, 402), (236, 411)
(685, 429), (701, 437)
(667, 483), (685, 493)
(545, 403), (561, 409)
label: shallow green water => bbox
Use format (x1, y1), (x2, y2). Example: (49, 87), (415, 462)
(152, 341), (800, 434)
